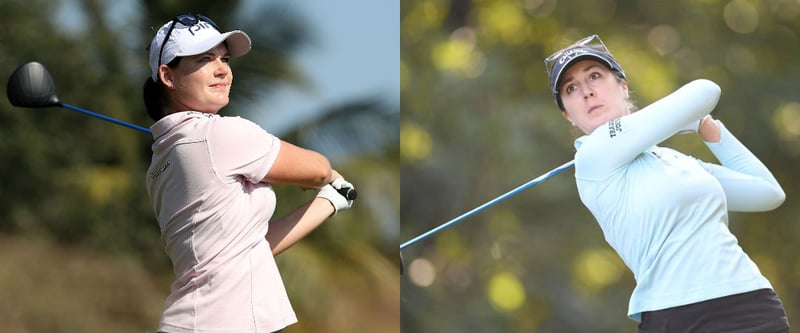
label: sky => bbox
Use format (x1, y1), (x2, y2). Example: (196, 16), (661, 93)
(53, 0), (399, 136)
(240, 0), (400, 136)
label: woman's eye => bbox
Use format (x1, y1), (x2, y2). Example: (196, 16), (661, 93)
(590, 72), (601, 80)
(221, 57), (231, 63)
(565, 85), (576, 94)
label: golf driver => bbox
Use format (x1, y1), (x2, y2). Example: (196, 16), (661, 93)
(7, 61), (152, 134)
(400, 160), (575, 273)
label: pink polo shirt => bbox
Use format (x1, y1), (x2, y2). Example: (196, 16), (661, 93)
(146, 111), (297, 333)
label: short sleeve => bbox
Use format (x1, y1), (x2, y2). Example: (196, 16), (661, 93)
(207, 116), (281, 183)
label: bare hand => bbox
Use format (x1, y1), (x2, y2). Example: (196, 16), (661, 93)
(698, 115), (721, 143)
(330, 169), (343, 181)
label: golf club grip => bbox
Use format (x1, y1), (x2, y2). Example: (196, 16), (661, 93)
(336, 186), (357, 200)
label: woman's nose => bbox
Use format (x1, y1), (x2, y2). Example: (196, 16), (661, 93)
(214, 59), (229, 77)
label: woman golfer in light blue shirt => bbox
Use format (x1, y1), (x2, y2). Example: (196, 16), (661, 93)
(545, 35), (789, 332)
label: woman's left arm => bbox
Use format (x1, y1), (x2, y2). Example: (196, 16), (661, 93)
(267, 174), (354, 255)
(698, 116), (785, 212)
(266, 198), (335, 256)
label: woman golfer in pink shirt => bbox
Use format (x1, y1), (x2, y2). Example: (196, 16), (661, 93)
(142, 14), (355, 333)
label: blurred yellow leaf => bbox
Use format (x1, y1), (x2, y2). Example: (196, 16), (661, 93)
(400, 122), (433, 162)
(487, 271), (526, 312)
(572, 247), (626, 293)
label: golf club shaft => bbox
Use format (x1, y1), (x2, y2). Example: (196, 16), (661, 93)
(62, 103), (151, 134)
(400, 159), (575, 250)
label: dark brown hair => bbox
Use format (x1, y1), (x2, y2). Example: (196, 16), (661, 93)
(142, 57), (181, 121)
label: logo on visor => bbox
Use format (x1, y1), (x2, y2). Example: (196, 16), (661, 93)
(558, 48), (591, 65)
(187, 21), (215, 36)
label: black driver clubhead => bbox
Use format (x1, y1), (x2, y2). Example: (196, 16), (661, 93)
(7, 61), (61, 108)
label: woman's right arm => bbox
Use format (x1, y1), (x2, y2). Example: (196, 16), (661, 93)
(262, 140), (334, 188)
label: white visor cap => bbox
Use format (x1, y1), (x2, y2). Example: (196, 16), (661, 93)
(148, 16), (251, 81)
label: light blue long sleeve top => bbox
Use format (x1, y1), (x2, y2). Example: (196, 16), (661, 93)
(573, 79), (785, 322)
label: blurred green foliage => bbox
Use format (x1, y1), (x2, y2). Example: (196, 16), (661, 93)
(0, 0), (398, 332)
(401, 0), (800, 331)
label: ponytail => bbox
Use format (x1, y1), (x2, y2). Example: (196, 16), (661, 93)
(143, 78), (167, 121)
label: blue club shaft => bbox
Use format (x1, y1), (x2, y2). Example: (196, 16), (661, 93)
(61, 103), (151, 134)
(400, 159), (575, 250)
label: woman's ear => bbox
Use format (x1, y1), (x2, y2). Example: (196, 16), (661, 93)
(158, 65), (175, 90)
(561, 110), (576, 127)
(622, 81), (629, 98)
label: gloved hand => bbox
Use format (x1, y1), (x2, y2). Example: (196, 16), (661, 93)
(316, 178), (355, 215)
(331, 178), (357, 200)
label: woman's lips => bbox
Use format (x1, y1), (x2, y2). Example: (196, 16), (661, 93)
(588, 104), (603, 113)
